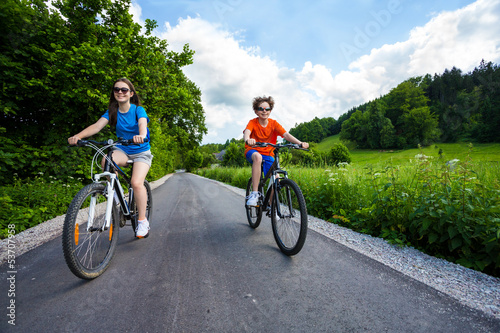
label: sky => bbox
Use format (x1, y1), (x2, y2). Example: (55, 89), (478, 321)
(128, 0), (500, 144)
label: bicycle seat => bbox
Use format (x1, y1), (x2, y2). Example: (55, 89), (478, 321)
(126, 160), (134, 165)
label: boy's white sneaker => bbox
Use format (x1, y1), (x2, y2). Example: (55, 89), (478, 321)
(246, 191), (260, 206)
(136, 219), (150, 238)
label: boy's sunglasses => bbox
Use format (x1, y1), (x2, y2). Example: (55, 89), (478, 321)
(257, 107), (271, 112)
(113, 87), (130, 93)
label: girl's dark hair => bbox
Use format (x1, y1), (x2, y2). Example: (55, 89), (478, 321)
(108, 78), (141, 127)
(252, 96), (275, 111)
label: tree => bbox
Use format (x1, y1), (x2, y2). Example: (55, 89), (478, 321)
(365, 101), (393, 149)
(339, 109), (369, 148)
(402, 107), (440, 146)
(319, 117), (337, 136)
(383, 79), (430, 135)
(289, 117), (332, 143)
(184, 148), (203, 172)
(0, 0), (207, 182)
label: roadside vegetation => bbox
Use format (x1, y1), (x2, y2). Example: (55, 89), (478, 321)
(197, 141), (500, 277)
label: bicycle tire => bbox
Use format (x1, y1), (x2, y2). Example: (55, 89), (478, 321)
(245, 177), (262, 229)
(130, 180), (153, 235)
(62, 182), (119, 279)
(271, 178), (308, 255)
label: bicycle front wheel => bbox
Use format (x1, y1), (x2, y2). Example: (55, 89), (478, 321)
(62, 183), (119, 279)
(245, 177), (262, 228)
(271, 179), (308, 255)
(130, 180), (153, 234)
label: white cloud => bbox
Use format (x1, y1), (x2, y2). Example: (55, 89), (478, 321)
(161, 17), (343, 143)
(143, 0), (500, 143)
(407, 0), (500, 75)
(129, 1), (143, 25)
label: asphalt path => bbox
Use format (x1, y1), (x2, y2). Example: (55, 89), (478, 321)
(1, 172), (499, 332)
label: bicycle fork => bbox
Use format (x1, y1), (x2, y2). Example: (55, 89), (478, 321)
(267, 172), (288, 218)
(88, 172), (126, 231)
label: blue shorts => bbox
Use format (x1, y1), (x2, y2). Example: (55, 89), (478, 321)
(246, 150), (275, 176)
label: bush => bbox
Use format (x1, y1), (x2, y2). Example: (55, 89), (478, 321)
(329, 143), (351, 165)
(0, 129), (90, 186)
(0, 175), (82, 238)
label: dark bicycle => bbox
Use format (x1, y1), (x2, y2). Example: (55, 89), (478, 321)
(245, 142), (308, 255)
(62, 138), (152, 279)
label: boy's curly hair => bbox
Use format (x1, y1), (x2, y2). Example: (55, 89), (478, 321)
(252, 96), (275, 111)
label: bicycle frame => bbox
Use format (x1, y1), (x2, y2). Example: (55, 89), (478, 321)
(259, 148), (289, 217)
(88, 144), (134, 231)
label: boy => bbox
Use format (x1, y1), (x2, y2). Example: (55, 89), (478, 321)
(243, 96), (309, 206)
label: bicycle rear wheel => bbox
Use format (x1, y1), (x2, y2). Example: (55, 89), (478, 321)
(130, 180), (153, 235)
(62, 182), (119, 279)
(271, 179), (308, 255)
(245, 177), (262, 228)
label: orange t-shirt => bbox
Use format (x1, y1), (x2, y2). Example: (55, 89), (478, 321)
(244, 118), (286, 156)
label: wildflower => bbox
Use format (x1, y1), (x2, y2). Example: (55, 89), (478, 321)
(415, 154), (428, 160)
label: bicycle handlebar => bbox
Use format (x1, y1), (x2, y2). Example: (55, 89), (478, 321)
(252, 142), (309, 151)
(71, 137), (149, 147)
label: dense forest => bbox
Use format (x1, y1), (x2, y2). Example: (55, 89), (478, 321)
(0, 0), (207, 185)
(289, 61), (500, 148)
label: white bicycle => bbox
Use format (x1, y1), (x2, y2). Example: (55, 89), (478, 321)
(62, 138), (152, 279)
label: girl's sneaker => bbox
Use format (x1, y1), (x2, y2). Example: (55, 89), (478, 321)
(136, 219), (150, 238)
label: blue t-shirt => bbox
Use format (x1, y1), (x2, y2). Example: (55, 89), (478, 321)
(102, 104), (151, 155)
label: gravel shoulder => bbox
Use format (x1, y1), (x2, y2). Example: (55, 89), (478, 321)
(2, 173), (499, 319)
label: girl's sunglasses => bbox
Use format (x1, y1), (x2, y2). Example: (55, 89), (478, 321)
(113, 87), (130, 93)
(257, 107), (271, 112)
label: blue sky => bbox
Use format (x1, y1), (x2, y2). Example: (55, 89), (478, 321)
(129, 0), (500, 144)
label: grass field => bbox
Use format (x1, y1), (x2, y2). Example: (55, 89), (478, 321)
(315, 135), (500, 165)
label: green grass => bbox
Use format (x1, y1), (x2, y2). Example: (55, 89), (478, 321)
(316, 135), (500, 165)
(316, 134), (341, 151)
